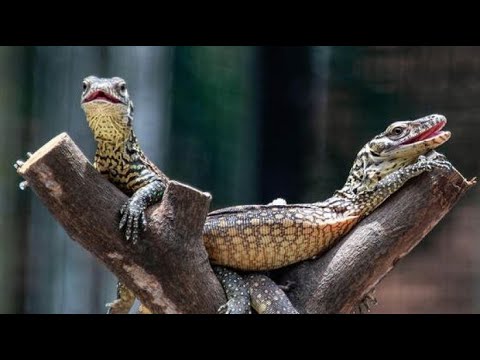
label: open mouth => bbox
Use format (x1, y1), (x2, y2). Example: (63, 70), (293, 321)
(401, 120), (448, 145)
(83, 90), (121, 104)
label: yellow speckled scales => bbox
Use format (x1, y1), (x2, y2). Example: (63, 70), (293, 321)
(203, 205), (360, 271)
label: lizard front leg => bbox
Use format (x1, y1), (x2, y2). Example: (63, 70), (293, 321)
(119, 179), (166, 244)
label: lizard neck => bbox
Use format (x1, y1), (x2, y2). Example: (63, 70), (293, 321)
(94, 128), (140, 157)
(333, 145), (414, 218)
(94, 128), (147, 195)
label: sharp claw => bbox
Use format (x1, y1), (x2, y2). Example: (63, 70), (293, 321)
(119, 211), (127, 230)
(19, 181), (29, 190)
(140, 212), (147, 232)
(26, 152), (33, 158)
(14, 160), (25, 170)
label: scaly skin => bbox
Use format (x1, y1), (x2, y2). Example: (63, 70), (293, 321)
(204, 114), (452, 313)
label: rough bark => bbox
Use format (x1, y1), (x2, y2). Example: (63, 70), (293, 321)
(16, 133), (476, 314)
(17, 133), (226, 314)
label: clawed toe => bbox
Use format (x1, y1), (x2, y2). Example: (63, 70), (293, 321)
(119, 199), (147, 244)
(13, 159), (25, 170)
(19, 181), (29, 190)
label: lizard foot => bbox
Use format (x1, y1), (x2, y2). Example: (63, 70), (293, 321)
(13, 152), (33, 190)
(417, 154), (453, 172)
(119, 198), (147, 244)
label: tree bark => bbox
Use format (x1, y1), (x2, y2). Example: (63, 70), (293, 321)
(16, 133), (476, 314)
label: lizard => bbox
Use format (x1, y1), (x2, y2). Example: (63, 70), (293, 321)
(202, 113), (452, 313)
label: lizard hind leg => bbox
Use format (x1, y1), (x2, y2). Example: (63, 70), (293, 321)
(213, 266), (251, 314)
(246, 274), (299, 314)
(106, 281), (136, 314)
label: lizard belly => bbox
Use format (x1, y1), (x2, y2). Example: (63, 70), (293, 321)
(203, 208), (359, 271)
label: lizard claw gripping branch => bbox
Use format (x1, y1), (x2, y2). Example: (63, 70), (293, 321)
(203, 114), (452, 313)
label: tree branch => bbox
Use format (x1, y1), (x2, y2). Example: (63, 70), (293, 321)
(17, 133), (226, 314)
(17, 133), (476, 314)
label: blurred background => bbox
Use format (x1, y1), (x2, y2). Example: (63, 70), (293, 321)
(0, 46), (479, 314)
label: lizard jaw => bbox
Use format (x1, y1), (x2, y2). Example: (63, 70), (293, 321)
(82, 90), (123, 104)
(401, 119), (448, 146)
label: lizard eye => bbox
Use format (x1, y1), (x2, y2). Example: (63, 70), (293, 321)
(390, 126), (404, 136)
(82, 81), (88, 92)
(119, 83), (127, 93)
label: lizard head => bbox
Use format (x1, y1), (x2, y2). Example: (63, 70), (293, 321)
(343, 114), (451, 194)
(367, 114), (450, 159)
(80, 75), (134, 144)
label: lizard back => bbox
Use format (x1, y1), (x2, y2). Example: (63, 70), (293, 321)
(203, 205), (360, 271)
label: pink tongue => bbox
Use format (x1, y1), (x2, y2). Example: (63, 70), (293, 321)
(417, 129), (439, 141)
